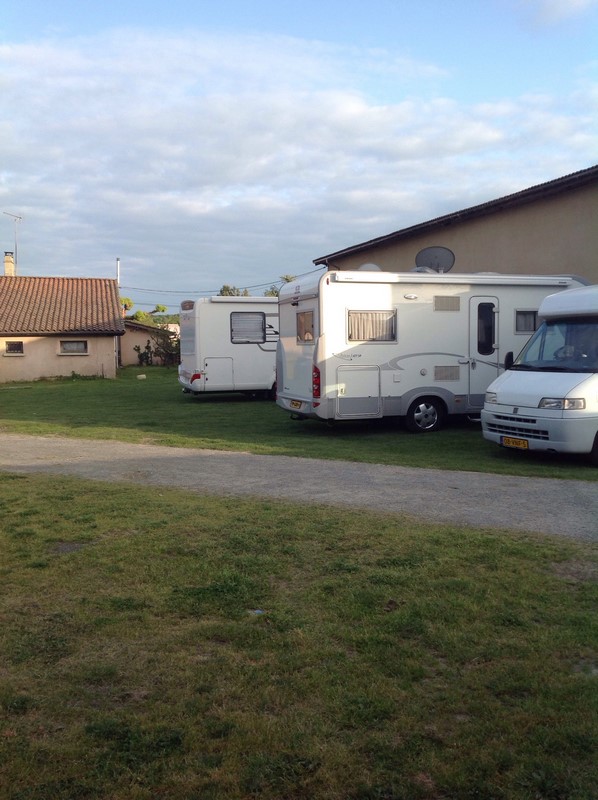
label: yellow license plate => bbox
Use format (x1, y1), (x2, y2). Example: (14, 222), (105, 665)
(502, 436), (529, 450)
(290, 400), (302, 409)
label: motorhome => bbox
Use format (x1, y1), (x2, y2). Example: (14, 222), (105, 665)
(276, 269), (587, 431)
(178, 296), (279, 397)
(482, 284), (598, 464)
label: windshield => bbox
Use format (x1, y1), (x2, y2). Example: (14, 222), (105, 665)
(512, 316), (598, 373)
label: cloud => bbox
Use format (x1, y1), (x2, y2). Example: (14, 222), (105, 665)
(0, 29), (596, 306)
(522, 0), (598, 24)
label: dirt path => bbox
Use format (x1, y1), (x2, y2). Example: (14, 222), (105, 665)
(1, 433), (597, 542)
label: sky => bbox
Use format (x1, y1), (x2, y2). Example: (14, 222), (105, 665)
(1, 0), (597, 311)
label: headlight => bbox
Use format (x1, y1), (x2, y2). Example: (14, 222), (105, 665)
(485, 391), (498, 404)
(538, 397), (586, 410)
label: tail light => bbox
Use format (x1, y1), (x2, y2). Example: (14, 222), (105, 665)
(312, 365), (321, 398)
(191, 372), (202, 383)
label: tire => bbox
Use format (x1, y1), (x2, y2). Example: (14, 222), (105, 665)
(405, 397), (445, 433)
(589, 432), (598, 466)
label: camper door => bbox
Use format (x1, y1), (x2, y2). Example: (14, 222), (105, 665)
(468, 296), (500, 406)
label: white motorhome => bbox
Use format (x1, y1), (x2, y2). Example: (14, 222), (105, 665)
(482, 284), (598, 464)
(178, 296), (279, 398)
(276, 270), (587, 431)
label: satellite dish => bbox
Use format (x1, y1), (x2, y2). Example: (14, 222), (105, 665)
(414, 246), (455, 273)
(358, 262), (382, 271)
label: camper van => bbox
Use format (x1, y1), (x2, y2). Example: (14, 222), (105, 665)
(178, 296), (279, 398)
(482, 284), (598, 464)
(276, 270), (587, 431)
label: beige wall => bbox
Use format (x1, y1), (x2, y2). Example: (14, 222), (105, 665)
(120, 326), (173, 366)
(0, 335), (118, 383)
(326, 183), (598, 284)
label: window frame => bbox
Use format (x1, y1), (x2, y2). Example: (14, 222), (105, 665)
(4, 341), (24, 355)
(515, 309), (538, 335)
(229, 311), (267, 344)
(59, 340), (89, 355)
(347, 309), (397, 343)
(296, 310), (315, 344)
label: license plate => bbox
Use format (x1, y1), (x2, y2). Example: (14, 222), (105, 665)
(290, 400), (302, 409)
(501, 436), (529, 450)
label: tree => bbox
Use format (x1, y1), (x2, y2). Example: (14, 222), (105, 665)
(120, 296), (134, 314)
(264, 275), (296, 297)
(219, 285), (249, 296)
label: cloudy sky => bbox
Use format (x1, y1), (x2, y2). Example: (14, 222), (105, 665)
(1, 0), (597, 311)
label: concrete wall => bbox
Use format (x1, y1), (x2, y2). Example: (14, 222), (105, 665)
(0, 335), (118, 383)
(326, 183), (598, 284)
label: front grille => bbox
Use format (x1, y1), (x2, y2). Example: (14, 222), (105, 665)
(486, 417), (550, 441)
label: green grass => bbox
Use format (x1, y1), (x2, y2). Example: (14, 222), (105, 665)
(1, 473), (597, 800)
(1, 366), (597, 480)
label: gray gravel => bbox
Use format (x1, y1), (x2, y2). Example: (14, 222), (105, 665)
(0, 432), (596, 542)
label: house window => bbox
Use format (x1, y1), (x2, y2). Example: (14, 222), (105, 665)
(296, 311), (314, 343)
(5, 341), (24, 355)
(230, 312), (266, 344)
(348, 310), (396, 342)
(60, 340), (88, 355)
(516, 310), (538, 334)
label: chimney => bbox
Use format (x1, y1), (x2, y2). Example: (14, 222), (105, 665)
(4, 251), (15, 276)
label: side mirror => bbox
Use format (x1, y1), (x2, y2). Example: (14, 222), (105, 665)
(504, 351), (514, 370)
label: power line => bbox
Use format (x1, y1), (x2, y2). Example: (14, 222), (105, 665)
(120, 266), (324, 298)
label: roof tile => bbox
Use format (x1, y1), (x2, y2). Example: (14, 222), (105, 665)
(0, 276), (125, 336)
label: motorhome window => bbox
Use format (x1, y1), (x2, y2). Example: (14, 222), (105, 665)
(477, 303), (495, 355)
(515, 310), (538, 334)
(348, 311), (396, 342)
(297, 311), (314, 343)
(60, 340), (88, 355)
(230, 312), (266, 344)
(5, 341), (24, 355)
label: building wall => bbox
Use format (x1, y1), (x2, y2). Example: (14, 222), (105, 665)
(325, 183), (598, 283)
(120, 325), (174, 366)
(0, 335), (118, 383)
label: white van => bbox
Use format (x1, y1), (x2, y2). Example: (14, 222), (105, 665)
(482, 284), (598, 464)
(276, 269), (587, 431)
(178, 296), (279, 398)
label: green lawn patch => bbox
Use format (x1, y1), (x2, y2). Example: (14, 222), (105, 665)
(1, 366), (597, 480)
(0, 473), (596, 799)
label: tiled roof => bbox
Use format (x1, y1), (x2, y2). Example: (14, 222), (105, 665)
(0, 276), (125, 336)
(314, 163), (598, 265)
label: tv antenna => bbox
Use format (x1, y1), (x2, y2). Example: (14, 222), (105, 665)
(3, 211), (23, 270)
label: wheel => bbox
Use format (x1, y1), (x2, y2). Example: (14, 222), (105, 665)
(405, 397), (445, 433)
(589, 432), (598, 467)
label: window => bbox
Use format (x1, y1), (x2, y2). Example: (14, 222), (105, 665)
(230, 312), (266, 344)
(60, 340), (88, 355)
(516, 310), (538, 334)
(477, 303), (495, 355)
(348, 310), (396, 342)
(296, 311), (314, 343)
(5, 341), (24, 355)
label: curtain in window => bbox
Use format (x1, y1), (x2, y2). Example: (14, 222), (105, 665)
(348, 311), (395, 342)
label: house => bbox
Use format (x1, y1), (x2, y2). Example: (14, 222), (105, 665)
(314, 164), (598, 283)
(120, 319), (179, 366)
(0, 258), (124, 383)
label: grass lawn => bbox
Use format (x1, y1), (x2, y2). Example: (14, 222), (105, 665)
(0, 368), (597, 798)
(1, 473), (596, 800)
(0, 366), (597, 480)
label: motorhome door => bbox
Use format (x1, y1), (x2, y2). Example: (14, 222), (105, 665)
(204, 358), (234, 391)
(336, 365), (381, 418)
(468, 296), (500, 409)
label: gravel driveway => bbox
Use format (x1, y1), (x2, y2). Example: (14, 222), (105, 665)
(1, 433), (596, 542)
